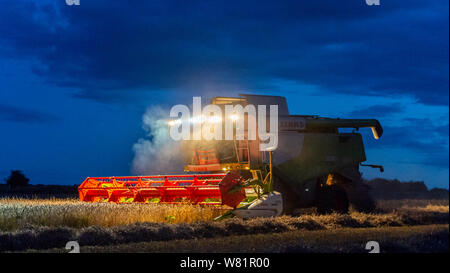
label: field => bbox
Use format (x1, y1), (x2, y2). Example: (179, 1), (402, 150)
(0, 198), (448, 253)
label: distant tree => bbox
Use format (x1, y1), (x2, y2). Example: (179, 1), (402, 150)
(5, 170), (30, 189)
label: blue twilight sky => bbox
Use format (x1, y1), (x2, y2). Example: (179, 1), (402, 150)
(0, 0), (448, 188)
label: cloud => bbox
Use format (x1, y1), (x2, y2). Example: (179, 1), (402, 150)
(0, 0), (447, 105)
(0, 104), (59, 123)
(364, 117), (449, 167)
(349, 104), (403, 118)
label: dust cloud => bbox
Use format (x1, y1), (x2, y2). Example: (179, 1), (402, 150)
(131, 106), (185, 175)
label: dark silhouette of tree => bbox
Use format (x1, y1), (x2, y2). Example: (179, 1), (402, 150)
(5, 170), (30, 189)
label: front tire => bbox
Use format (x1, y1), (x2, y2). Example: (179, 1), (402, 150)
(343, 182), (376, 213)
(316, 184), (349, 214)
(273, 172), (299, 215)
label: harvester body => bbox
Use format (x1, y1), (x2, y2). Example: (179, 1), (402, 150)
(182, 94), (383, 214)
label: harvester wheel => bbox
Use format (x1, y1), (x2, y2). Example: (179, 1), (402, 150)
(316, 184), (349, 214)
(344, 181), (376, 213)
(272, 169), (300, 215)
(326, 171), (376, 213)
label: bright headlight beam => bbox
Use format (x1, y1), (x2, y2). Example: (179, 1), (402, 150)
(168, 119), (181, 126)
(230, 114), (239, 121)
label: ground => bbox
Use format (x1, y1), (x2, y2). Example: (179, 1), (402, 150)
(0, 198), (448, 253)
(76, 224), (448, 253)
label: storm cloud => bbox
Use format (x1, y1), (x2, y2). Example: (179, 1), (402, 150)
(0, 0), (448, 104)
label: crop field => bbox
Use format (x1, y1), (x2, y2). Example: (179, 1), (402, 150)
(0, 198), (448, 253)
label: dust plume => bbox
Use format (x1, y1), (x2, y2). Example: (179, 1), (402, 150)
(131, 106), (184, 175)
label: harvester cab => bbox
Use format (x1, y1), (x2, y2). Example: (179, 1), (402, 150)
(78, 94), (384, 219)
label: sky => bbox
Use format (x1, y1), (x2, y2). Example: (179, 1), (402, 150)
(0, 0), (448, 189)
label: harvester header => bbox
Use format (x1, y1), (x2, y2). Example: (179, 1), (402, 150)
(78, 173), (247, 206)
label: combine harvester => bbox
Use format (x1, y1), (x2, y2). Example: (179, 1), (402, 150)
(79, 94), (384, 219)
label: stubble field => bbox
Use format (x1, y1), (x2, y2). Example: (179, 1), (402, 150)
(0, 198), (448, 253)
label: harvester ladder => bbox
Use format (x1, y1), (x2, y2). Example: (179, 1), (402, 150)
(234, 132), (250, 164)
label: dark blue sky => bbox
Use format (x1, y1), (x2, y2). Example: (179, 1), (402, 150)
(0, 0), (448, 188)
